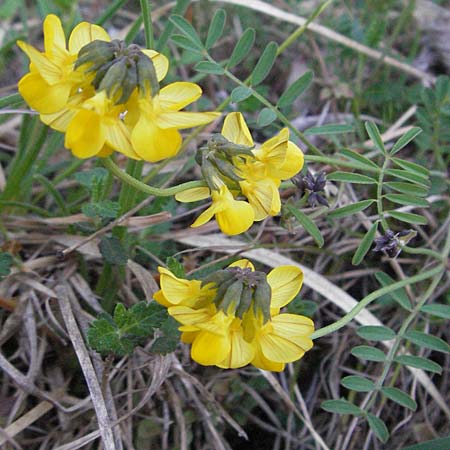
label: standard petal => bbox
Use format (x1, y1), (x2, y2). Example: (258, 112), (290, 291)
(271, 314), (314, 340)
(175, 187), (211, 203)
(68, 22), (110, 54)
(65, 110), (105, 158)
(221, 112), (254, 146)
(228, 259), (255, 271)
(276, 141), (304, 180)
(17, 41), (62, 85)
(267, 266), (303, 309)
(153, 290), (172, 308)
(191, 330), (231, 366)
(159, 268), (201, 306)
(18, 72), (72, 114)
(168, 306), (212, 327)
(141, 49), (169, 81)
(131, 116), (182, 162)
(157, 111), (220, 129)
(158, 82), (202, 110)
(41, 106), (76, 131)
(216, 199), (255, 235)
(43, 14), (67, 63)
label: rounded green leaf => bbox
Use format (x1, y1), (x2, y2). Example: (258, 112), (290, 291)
(286, 204), (324, 248)
(352, 221), (378, 265)
(384, 194), (429, 208)
(404, 330), (450, 353)
(257, 108), (277, 127)
(327, 171), (377, 184)
(365, 121), (386, 154)
(394, 355), (442, 374)
(385, 182), (428, 196)
(194, 61), (225, 74)
(341, 375), (375, 392)
(340, 148), (379, 170)
(205, 9), (226, 49)
(388, 211), (427, 225)
(385, 169), (430, 187)
(374, 272), (412, 310)
(381, 387), (417, 411)
(305, 123), (354, 135)
(169, 14), (204, 48)
(367, 414), (389, 443)
(351, 345), (386, 362)
(421, 304), (450, 319)
(278, 70), (313, 108)
(357, 325), (396, 341)
(329, 199), (374, 219)
(231, 86), (253, 103)
(390, 127), (422, 155)
(251, 41), (278, 86)
(392, 157), (430, 177)
(321, 399), (363, 416)
(227, 28), (255, 68)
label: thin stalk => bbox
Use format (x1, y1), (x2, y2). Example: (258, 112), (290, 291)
(103, 157), (207, 197)
(0, 92), (23, 109)
(311, 264), (442, 339)
(96, 0), (128, 26)
(140, 0), (154, 48)
(376, 155), (390, 232)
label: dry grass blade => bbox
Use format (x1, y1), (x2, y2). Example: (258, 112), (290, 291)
(56, 284), (119, 450)
(176, 234), (450, 418)
(0, 401), (53, 447)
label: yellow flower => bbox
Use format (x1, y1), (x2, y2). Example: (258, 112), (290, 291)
(126, 82), (220, 162)
(153, 259), (314, 372)
(222, 112), (304, 219)
(17, 14), (110, 114)
(179, 184), (255, 235)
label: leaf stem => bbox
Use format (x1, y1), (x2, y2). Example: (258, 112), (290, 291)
(140, 0), (154, 48)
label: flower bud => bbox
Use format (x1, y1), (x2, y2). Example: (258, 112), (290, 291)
(219, 279), (244, 314)
(253, 277), (271, 322)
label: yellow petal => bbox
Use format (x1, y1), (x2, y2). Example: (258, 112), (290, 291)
(104, 120), (139, 159)
(141, 49), (169, 82)
(180, 331), (199, 343)
(157, 111), (220, 129)
(191, 202), (218, 228)
(175, 187), (211, 203)
(131, 117), (182, 162)
(221, 112), (254, 146)
(18, 72), (72, 114)
(277, 141), (304, 180)
(218, 327), (255, 368)
(259, 331), (307, 363)
(159, 268), (201, 306)
(240, 178), (280, 221)
(41, 106), (76, 131)
(168, 306), (212, 327)
(68, 22), (110, 54)
(216, 199), (254, 235)
(271, 314), (314, 341)
(158, 82), (202, 110)
(153, 290), (172, 308)
(97, 145), (114, 158)
(191, 330), (231, 366)
(43, 14), (67, 63)
(251, 345), (285, 372)
(267, 266), (303, 309)
(228, 259), (255, 271)
(65, 110), (105, 158)
(17, 41), (62, 85)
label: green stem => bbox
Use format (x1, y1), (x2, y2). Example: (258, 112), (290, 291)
(0, 92), (23, 109)
(402, 245), (448, 265)
(139, 0), (154, 48)
(376, 155), (390, 232)
(103, 157), (207, 197)
(277, 0), (333, 55)
(96, 0), (128, 25)
(311, 264), (443, 340)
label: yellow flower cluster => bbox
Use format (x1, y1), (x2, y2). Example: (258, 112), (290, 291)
(154, 259), (314, 371)
(17, 15), (219, 161)
(176, 112), (304, 235)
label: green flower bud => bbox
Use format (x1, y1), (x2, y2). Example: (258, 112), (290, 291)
(211, 157), (243, 183)
(98, 57), (129, 100)
(253, 277), (272, 323)
(213, 277), (238, 307)
(201, 269), (234, 287)
(219, 279), (244, 314)
(236, 285), (253, 318)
